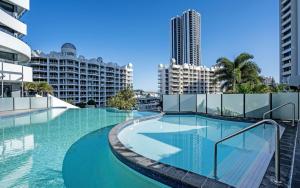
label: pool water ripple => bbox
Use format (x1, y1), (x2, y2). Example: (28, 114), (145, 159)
(0, 108), (159, 187)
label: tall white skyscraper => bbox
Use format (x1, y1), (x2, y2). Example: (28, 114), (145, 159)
(171, 9), (201, 66)
(280, 0), (300, 86)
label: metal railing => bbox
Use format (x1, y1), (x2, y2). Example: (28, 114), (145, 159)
(263, 102), (296, 126)
(213, 119), (282, 185)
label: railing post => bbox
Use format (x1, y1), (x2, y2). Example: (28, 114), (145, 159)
(206, 93), (208, 114)
(221, 94), (223, 116)
(293, 103), (295, 126)
(195, 94), (197, 113)
(274, 124), (281, 184)
(12, 97), (15, 111)
(243, 94), (246, 118)
(213, 119), (282, 185)
(214, 143), (218, 178)
(178, 94), (181, 112)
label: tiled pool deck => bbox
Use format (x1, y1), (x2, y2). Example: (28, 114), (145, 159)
(109, 113), (299, 188)
(291, 122), (300, 187)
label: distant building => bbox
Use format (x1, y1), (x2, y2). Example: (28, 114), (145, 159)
(136, 97), (160, 111)
(261, 76), (275, 86)
(171, 9), (201, 66)
(158, 60), (221, 95)
(279, 0), (300, 86)
(134, 90), (160, 111)
(0, 0), (32, 97)
(27, 43), (133, 106)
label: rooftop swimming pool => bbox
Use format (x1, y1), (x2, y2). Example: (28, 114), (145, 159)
(0, 108), (164, 187)
(118, 114), (284, 187)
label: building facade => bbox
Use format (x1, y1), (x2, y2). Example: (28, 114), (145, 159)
(171, 9), (201, 66)
(0, 0), (32, 97)
(158, 61), (220, 95)
(279, 0), (300, 86)
(28, 43), (133, 106)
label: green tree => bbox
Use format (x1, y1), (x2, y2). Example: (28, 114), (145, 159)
(214, 53), (261, 92)
(107, 88), (136, 110)
(24, 82), (53, 96)
(37, 82), (53, 96)
(24, 82), (38, 96)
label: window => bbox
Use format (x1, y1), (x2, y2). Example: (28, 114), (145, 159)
(283, 67), (291, 72)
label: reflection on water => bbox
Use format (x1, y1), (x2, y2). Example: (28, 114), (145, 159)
(119, 115), (282, 187)
(0, 108), (146, 187)
(63, 127), (167, 188)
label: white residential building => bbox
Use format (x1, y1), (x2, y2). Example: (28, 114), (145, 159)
(0, 0), (32, 97)
(27, 43), (133, 107)
(171, 9), (201, 66)
(158, 60), (220, 95)
(279, 0), (300, 86)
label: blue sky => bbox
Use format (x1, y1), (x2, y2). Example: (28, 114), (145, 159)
(23, 0), (279, 91)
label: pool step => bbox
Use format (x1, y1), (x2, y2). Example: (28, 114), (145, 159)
(216, 136), (275, 187)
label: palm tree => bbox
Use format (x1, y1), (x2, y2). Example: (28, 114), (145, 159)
(214, 53), (261, 92)
(37, 82), (53, 96)
(24, 82), (37, 96)
(24, 82), (53, 96)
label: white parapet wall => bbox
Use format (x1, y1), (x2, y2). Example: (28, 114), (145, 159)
(48, 94), (78, 109)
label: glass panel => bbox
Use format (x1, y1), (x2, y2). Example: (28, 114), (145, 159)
(245, 94), (270, 118)
(272, 93), (298, 120)
(31, 97), (48, 109)
(197, 94), (206, 113)
(14, 97), (30, 110)
(0, 98), (13, 111)
(180, 94), (196, 112)
(163, 95), (179, 112)
(222, 94), (243, 117)
(207, 94), (221, 115)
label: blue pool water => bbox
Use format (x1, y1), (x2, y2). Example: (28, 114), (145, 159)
(0, 108), (163, 187)
(118, 115), (284, 187)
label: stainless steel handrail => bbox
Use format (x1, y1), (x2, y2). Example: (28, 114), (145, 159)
(213, 119), (282, 185)
(263, 102), (296, 126)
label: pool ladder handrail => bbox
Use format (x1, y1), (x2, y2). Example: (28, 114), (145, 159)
(263, 102), (296, 127)
(213, 119), (282, 185)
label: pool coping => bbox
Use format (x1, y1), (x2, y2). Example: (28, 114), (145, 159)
(108, 113), (233, 188)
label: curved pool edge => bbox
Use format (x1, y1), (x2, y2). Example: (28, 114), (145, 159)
(108, 113), (232, 188)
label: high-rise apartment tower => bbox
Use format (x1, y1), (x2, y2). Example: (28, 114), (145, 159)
(280, 0), (300, 86)
(171, 9), (201, 66)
